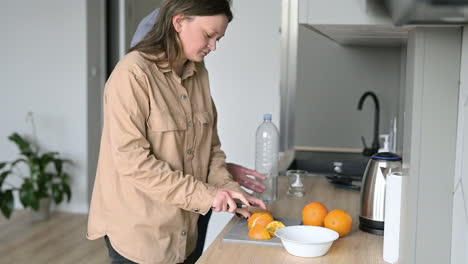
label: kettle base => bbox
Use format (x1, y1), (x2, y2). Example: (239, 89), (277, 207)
(359, 216), (384, 235)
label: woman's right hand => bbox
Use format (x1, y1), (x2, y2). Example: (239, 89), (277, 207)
(212, 189), (267, 218)
(212, 189), (250, 215)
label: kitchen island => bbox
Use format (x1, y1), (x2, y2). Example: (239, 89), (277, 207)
(196, 175), (386, 264)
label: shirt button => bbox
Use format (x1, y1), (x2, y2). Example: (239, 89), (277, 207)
(186, 149), (193, 155)
(180, 94), (188, 100)
(193, 208), (200, 213)
(181, 231), (187, 236)
(187, 121), (194, 127)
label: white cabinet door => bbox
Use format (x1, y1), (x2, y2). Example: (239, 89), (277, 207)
(400, 28), (461, 264)
(298, 0), (391, 25)
(297, 0), (410, 47)
(451, 26), (468, 264)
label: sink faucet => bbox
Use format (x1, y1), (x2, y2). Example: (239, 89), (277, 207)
(357, 91), (380, 156)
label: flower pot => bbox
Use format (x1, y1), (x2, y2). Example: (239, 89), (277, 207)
(30, 197), (51, 222)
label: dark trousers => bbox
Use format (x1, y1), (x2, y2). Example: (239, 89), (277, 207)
(104, 210), (212, 264)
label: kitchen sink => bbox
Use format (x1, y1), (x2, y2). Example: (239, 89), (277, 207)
(288, 151), (371, 190)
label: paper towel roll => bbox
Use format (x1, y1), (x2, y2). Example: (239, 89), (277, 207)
(383, 172), (403, 263)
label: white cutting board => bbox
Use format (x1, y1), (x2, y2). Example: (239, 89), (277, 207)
(222, 217), (301, 246)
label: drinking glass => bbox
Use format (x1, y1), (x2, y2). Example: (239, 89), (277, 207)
(286, 170), (307, 197)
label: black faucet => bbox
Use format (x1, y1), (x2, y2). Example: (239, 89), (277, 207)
(357, 91), (380, 156)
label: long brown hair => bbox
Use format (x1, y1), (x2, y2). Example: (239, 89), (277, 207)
(129, 0), (233, 68)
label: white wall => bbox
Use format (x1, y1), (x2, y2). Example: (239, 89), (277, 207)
(0, 0), (104, 214)
(295, 26), (402, 149)
(204, 0), (282, 249)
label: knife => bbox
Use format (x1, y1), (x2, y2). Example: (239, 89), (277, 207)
(235, 202), (271, 214)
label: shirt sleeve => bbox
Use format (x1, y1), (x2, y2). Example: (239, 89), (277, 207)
(105, 66), (217, 215)
(206, 99), (244, 194)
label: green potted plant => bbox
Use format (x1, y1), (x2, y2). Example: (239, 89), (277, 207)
(0, 133), (72, 220)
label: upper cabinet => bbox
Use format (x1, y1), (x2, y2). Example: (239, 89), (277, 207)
(299, 0), (391, 25)
(298, 0), (413, 47)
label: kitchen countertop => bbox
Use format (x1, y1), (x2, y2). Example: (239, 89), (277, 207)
(196, 175), (386, 264)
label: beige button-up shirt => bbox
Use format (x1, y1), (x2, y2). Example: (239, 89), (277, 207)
(87, 51), (243, 264)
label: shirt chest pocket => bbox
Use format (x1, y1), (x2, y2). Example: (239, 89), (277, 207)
(147, 111), (187, 132)
(194, 112), (212, 126)
(194, 112), (214, 145)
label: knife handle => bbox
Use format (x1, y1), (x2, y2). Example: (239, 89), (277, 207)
(235, 202), (247, 209)
(214, 202), (246, 211)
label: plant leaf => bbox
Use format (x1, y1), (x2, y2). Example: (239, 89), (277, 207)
(62, 183), (71, 202)
(46, 172), (54, 182)
(0, 190), (14, 219)
(19, 180), (35, 208)
(53, 159), (63, 175)
(37, 172), (52, 188)
(37, 154), (52, 172)
(52, 184), (63, 204)
(42, 153), (58, 161)
(0, 170), (11, 187)
(8, 133), (33, 157)
(29, 193), (39, 211)
(11, 158), (27, 167)
(61, 172), (70, 183)
(0, 162), (6, 170)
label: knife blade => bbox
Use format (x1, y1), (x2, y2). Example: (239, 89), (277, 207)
(235, 202), (271, 214)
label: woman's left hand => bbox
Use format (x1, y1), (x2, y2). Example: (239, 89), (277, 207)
(227, 163), (267, 194)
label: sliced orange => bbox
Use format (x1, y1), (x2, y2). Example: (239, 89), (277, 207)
(248, 225), (272, 240)
(247, 212), (274, 229)
(265, 221), (286, 237)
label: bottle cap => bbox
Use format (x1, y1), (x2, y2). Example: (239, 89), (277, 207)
(263, 114), (272, 121)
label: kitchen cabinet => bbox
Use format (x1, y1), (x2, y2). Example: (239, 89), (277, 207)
(399, 27), (462, 264)
(298, 0), (390, 25)
(197, 176), (385, 264)
(292, 2), (466, 263)
(298, 0), (413, 47)
(451, 26), (468, 264)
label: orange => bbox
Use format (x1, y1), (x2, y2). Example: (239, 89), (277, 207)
(265, 221), (286, 237)
(302, 202), (328, 226)
(248, 212), (274, 229)
(324, 209), (353, 237)
(248, 225), (272, 240)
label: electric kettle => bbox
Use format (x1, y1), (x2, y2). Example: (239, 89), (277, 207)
(359, 152), (402, 235)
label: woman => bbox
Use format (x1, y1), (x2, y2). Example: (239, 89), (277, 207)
(87, 0), (266, 263)
(129, 7), (268, 262)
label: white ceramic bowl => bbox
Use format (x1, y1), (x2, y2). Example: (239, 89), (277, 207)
(275, 225), (339, 258)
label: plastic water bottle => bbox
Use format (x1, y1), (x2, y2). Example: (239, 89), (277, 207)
(255, 114), (279, 203)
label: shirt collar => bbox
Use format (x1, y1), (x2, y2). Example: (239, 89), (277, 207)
(181, 60), (197, 80)
(145, 52), (198, 79)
